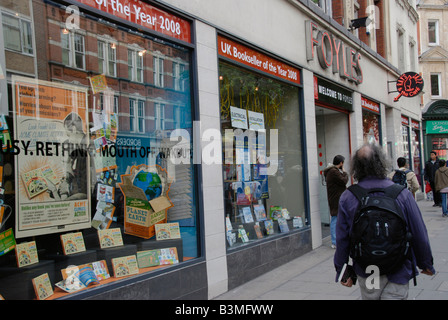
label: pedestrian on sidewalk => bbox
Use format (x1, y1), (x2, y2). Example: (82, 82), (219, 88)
(334, 144), (435, 300)
(323, 155), (349, 249)
(387, 157), (420, 198)
(425, 151), (441, 207)
(435, 159), (448, 217)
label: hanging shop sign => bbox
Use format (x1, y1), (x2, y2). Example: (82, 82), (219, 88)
(394, 72), (424, 102)
(361, 96), (380, 114)
(74, 0), (191, 43)
(306, 20), (363, 85)
(314, 76), (353, 111)
(217, 35), (301, 85)
(426, 120), (448, 134)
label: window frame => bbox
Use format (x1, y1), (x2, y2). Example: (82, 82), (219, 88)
(61, 31), (85, 70)
(428, 20), (439, 46)
(430, 73), (442, 98)
(153, 56), (164, 87)
(1, 12), (34, 55)
(128, 49), (144, 83)
(98, 40), (117, 77)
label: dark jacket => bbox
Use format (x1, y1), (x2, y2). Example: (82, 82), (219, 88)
(424, 158), (439, 183)
(323, 165), (349, 216)
(334, 177), (435, 284)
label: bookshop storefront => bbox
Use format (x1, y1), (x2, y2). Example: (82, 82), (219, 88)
(0, 0), (205, 300)
(217, 34), (311, 289)
(423, 100), (448, 161)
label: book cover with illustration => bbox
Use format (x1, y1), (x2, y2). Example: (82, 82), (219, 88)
(98, 228), (123, 249)
(15, 241), (38, 268)
(155, 222), (181, 240)
(21, 165), (58, 199)
(32, 273), (54, 300)
(112, 255), (139, 278)
(60, 232), (86, 255)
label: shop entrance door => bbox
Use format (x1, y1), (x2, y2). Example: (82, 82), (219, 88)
(315, 106), (350, 239)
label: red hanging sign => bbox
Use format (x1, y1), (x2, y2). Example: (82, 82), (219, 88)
(394, 72), (424, 102)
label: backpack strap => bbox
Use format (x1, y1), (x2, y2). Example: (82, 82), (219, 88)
(348, 183), (405, 203)
(347, 184), (369, 203)
(384, 183), (406, 199)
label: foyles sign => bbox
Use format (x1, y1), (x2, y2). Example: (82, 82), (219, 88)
(306, 20), (363, 85)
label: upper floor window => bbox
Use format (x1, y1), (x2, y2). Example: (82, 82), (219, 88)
(310, 0), (332, 16)
(128, 49), (144, 82)
(173, 61), (186, 91)
(154, 56), (164, 87)
(2, 12), (33, 55)
(431, 73), (442, 98)
(155, 102), (165, 130)
(428, 20), (439, 45)
(129, 98), (145, 133)
(62, 31), (85, 69)
(397, 27), (405, 71)
(98, 40), (116, 77)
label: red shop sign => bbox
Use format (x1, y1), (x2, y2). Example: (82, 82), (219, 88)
(75, 0), (191, 43)
(394, 72), (424, 102)
(401, 115), (409, 126)
(411, 119), (420, 130)
(361, 96), (380, 114)
(218, 35), (301, 85)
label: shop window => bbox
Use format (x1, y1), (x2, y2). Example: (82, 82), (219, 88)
(0, 1), (198, 300)
(2, 12), (33, 55)
(362, 110), (380, 145)
(219, 61), (307, 250)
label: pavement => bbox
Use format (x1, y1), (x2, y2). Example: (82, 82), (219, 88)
(214, 197), (448, 300)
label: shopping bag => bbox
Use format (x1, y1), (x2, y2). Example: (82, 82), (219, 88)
(425, 181), (432, 193)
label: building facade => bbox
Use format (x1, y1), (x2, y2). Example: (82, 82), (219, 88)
(417, 0), (448, 160)
(0, 0), (424, 300)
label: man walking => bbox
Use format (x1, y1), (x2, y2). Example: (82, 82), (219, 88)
(425, 151), (441, 207)
(323, 155), (349, 248)
(334, 144), (435, 300)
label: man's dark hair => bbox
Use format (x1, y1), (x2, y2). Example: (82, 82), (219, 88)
(333, 155), (345, 166)
(430, 151), (437, 156)
(397, 157), (406, 168)
(439, 159), (446, 167)
(350, 144), (390, 181)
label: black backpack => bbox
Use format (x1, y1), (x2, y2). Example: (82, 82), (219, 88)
(392, 169), (410, 188)
(348, 184), (413, 276)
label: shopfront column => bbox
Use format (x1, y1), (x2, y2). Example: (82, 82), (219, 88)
(302, 69), (321, 249)
(195, 21), (228, 299)
(350, 92), (363, 150)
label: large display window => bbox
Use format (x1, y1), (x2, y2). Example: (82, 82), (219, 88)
(218, 54), (307, 249)
(0, 0), (199, 300)
(361, 96), (381, 145)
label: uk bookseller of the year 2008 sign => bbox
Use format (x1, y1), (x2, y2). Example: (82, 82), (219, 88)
(12, 76), (91, 238)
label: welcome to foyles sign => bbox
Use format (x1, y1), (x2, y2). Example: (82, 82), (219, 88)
(306, 20), (363, 85)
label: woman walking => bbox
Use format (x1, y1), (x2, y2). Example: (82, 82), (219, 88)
(435, 159), (448, 217)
